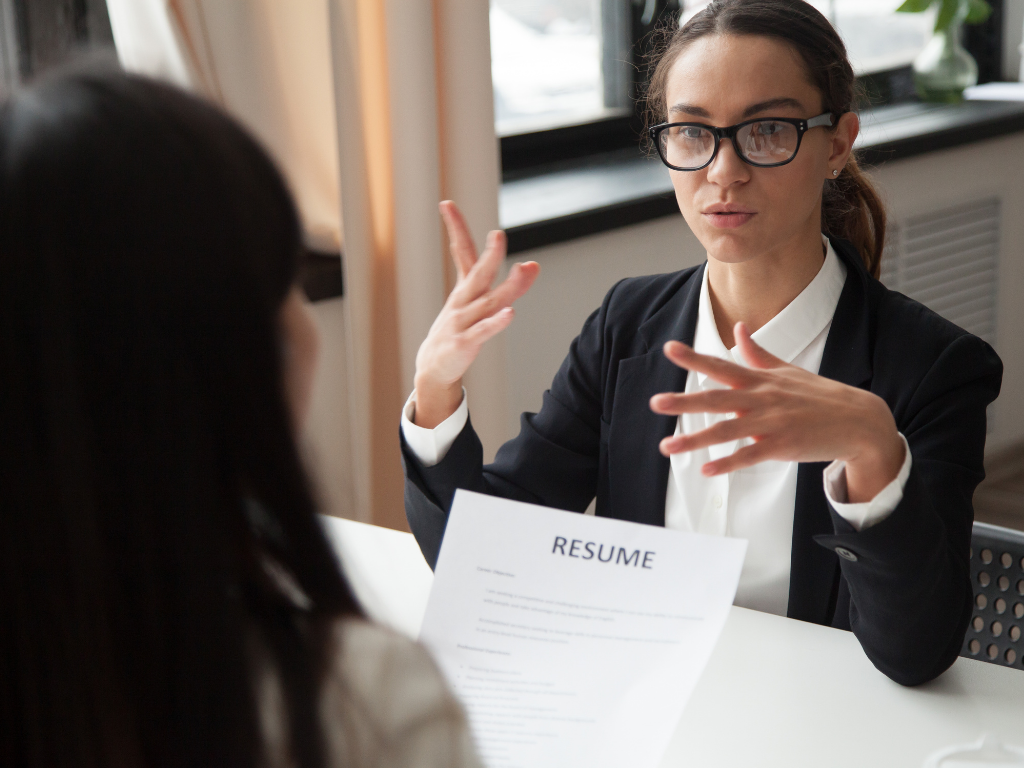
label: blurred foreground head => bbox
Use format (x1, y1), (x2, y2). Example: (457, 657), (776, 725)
(0, 72), (359, 768)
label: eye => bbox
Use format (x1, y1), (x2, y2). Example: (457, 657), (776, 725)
(752, 121), (785, 136)
(675, 126), (706, 140)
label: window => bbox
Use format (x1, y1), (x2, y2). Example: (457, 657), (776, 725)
(683, 0), (935, 75)
(491, 0), (632, 137)
(495, 0), (680, 174)
(494, 0), (1006, 177)
(0, 0), (115, 98)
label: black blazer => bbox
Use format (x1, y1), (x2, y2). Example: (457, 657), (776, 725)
(402, 239), (1003, 686)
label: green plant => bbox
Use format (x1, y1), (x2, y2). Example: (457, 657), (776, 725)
(896, 0), (993, 32)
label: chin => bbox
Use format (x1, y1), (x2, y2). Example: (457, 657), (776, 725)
(699, 227), (762, 265)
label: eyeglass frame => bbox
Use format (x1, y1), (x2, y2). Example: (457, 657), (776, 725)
(649, 112), (837, 171)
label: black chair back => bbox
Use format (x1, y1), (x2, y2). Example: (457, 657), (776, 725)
(964, 521), (1024, 668)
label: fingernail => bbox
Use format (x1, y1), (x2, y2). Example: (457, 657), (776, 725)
(701, 464), (715, 476)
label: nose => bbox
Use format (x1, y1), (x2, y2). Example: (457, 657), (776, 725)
(705, 135), (750, 187)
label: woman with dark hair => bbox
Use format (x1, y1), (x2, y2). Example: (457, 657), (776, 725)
(402, 0), (1003, 686)
(0, 71), (480, 768)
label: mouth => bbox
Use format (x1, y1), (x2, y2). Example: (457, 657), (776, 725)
(701, 204), (756, 229)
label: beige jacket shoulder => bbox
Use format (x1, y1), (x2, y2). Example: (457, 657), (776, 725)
(320, 618), (483, 768)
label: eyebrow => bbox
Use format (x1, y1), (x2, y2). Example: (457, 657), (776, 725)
(741, 97), (805, 117)
(668, 102), (712, 118)
(668, 97), (806, 121)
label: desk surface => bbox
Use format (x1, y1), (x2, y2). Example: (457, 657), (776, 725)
(320, 516), (1024, 768)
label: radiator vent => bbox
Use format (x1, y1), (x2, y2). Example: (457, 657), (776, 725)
(880, 198), (1000, 347)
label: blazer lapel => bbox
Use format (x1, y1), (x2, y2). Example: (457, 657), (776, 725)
(788, 240), (875, 624)
(604, 265), (704, 528)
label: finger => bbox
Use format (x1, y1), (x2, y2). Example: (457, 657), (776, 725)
(456, 228), (507, 303)
(658, 416), (762, 456)
(701, 439), (776, 476)
(734, 322), (785, 370)
(446, 230), (497, 309)
(649, 388), (751, 415)
(440, 201), (479, 280)
(498, 260), (540, 304)
(663, 340), (757, 389)
(461, 306), (515, 347)
(458, 261), (540, 327)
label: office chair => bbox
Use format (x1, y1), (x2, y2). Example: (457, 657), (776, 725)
(963, 521), (1024, 668)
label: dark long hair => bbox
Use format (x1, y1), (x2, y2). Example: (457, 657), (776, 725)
(646, 0), (886, 278)
(0, 72), (361, 768)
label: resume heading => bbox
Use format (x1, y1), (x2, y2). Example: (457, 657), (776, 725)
(552, 536), (655, 569)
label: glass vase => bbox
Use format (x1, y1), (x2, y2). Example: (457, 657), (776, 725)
(913, 20), (978, 103)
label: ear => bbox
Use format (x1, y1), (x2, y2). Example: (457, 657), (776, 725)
(826, 112), (859, 180)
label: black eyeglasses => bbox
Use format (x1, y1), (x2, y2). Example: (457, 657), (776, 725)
(650, 113), (835, 171)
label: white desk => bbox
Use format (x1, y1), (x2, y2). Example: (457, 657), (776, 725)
(320, 516), (1024, 767)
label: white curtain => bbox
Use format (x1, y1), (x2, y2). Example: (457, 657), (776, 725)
(105, 0), (342, 251)
(104, 0), (506, 529)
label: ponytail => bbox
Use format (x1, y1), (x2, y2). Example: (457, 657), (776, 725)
(823, 156), (885, 279)
(646, 0), (886, 278)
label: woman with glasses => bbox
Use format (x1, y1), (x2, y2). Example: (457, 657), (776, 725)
(401, 0), (1002, 686)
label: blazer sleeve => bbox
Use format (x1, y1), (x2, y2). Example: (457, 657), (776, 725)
(815, 333), (1003, 685)
(402, 283), (621, 569)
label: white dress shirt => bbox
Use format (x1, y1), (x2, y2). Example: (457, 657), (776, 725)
(401, 240), (912, 617)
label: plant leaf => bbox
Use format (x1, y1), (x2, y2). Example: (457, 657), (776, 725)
(895, 0), (936, 11)
(934, 0), (961, 32)
(965, 0), (992, 24)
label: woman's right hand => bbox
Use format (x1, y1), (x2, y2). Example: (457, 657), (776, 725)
(412, 201), (540, 429)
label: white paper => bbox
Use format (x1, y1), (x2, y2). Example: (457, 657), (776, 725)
(318, 515), (433, 639)
(419, 490), (746, 768)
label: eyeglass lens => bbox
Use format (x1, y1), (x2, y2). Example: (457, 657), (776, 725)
(658, 120), (800, 169)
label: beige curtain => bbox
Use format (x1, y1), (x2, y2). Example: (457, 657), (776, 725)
(105, 0), (507, 530)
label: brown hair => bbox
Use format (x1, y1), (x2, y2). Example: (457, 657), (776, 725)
(645, 0), (885, 278)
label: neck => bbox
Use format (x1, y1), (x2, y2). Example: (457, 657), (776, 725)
(706, 227), (826, 348)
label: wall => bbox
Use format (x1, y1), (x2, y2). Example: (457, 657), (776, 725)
(1004, 0), (1024, 83)
(871, 134), (1024, 454)
(503, 134), (1024, 456)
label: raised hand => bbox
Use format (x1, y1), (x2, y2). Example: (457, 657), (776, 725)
(649, 322), (905, 503)
(412, 201), (540, 428)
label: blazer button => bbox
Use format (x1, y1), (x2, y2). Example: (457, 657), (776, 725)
(835, 546), (858, 562)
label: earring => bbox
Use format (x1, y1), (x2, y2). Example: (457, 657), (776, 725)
(832, 169), (839, 177)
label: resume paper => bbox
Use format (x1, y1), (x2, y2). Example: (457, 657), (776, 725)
(419, 490), (746, 768)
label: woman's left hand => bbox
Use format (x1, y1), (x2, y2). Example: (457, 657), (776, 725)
(649, 322), (905, 503)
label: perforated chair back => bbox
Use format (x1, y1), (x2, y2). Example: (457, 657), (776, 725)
(964, 521), (1024, 668)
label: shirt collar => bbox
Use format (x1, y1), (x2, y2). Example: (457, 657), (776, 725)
(692, 238), (848, 386)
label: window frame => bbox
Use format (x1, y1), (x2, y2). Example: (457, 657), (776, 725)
(0, 0), (114, 99)
(499, 0), (1007, 180)
(500, 0), (681, 178)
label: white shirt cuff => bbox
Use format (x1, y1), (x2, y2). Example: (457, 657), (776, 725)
(823, 433), (912, 532)
(400, 388), (469, 468)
